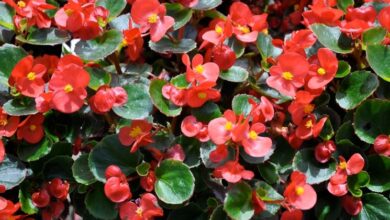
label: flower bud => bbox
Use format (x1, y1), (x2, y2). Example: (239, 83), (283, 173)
(32, 188), (50, 208)
(315, 140), (336, 163)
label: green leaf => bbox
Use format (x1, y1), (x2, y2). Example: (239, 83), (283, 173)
(3, 98), (38, 116)
(354, 99), (390, 144)
(232, 94), (258, 116)
(352, 193), (390, 220)
(366, 44), (390, 82)
(72, 154), (96, 185)
(210, 205), (229, 220)
(336, 71), (379, 110)
(191, 101), (221, 122)
(112, 83), (153, 120)
(258, 162), (279, 185)
(319, 118), (335, 141)
(171, 74), (189, 88)
(18, 181), (38, 215)
(167, 203), (206, 220)
(293, 148), (336, 184)
(256, 33), (282, 60)
(224, 182), (254, 220)
(149, 37), (196, 54)
(17, 137), (53, 162)
(337, 0), (354, 11)
(85, 183), (118, 220)
(315, 195), (342, 220)
(109, 13), (129, 32)
(269, 137), (295, 174)
(220, 66), (249, 83)
(0, 155), (30, 190)
(176, 136), (201, 168)
(74, 29), (122, 60)
(96, 0), (126, 18)
(362, 27), (386, 46)
(166, 3), (193, 30)
(86, 67), (111, 90)
(0, 44), (27, 85)
(226, 37), (245, 58)
(0, 2), (14, 30)
(366, 155), (390, 192)
(149, 79), (182, 117)
(192, 0), (222, 10)
(155, 159), (195, 204)
(254, 181), (283, 217)
(200, 141), (234, 168)
(347, 171), (370, 197)
(335, 61), (351, 78)
(136, 162), (150, 177)
(310, 24), (353, 54)
(16, 28), (71, 46)
(89, 134), (142, 182)
(43, 155), (74, 181)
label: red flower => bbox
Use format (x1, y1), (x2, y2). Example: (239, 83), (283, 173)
(208, 110), (238, 145)
(118, 120), (153, 153)
(267, 52), (309, 97)
(213, 161), (254, 183)
(209, 144), (228, 163)
(181, 115), (202, 137)
(202, 18), (233, 46)
(284, 171), (317, 210)
(35, 92), (53, 113)
(241, 123), (273, 157)
(288, 91), (316, 125)
(42, 200), (65, 220)
(284, 29), (317, 53)
(162, 83), (187, 106)
(249, 97), (274, 123)
(123, 21), (144, 61)
(0, 108), (19, 138)
(182, 53), (219, 83)
(379, 6), (390, 32)
(47, 178), (70, 200)
(281, 210), (303, 220)
(374, 134), (390, 156)
(302, 5), (344, 26)
(327, 154), (365, 196)
(252, 191), (266, 215)
(186, 82), (220, 108)
(9, 55), (47, 98)
(119, 193), (163, 220)
(17, 114), (44, 144)
(295, 114), (327, 140)
(104, 175), (132, 203)
(131, 0), (174, 42)
(140, 171), (156, 192)
(165, 144), (185, 161)
(314, 140), (336, 163)
(341, 195), (363, 216)
(0, 197), (20, 218)
(34, 55), (60, 76)
(208, 44), (236, 71)
(49, 55), (90, 113)
(105, 165), (123, 179)
(340, 6), (376, 39)
(32, 188), (50, 208)
(0, 139), (4, 163)
(89, 86), (127, 114)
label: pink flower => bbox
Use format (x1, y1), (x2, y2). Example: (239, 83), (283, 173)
(213, 161), (254, 183)
(182, 53), (219, 83)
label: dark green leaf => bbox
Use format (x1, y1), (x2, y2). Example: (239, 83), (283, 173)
(0, 155), (30, 190)
(352, 193), (390, 220)
(0, 2), (14, 30)
(191, 101), (221, 122)
(226, 37), (245, 58)
(85, 183), (118, 220)
(256, 33), (282, 60)
(96, 0), (126, 18)
(354, 99), (390, 143)
(258, 162), (279, 185)
(366, 44), (390, 82)
(149, 37), (196, 54)
(43, 155), (74, 181)
(0, 44), (27, 85)
(335, 61), (351, 78)
(336, 71), (379, 110)
(16, 28), (71, 46)
(18, 181), (38, 215)
(210, 205), (229, 220)
(200, 141), (234, 168)
(87, 67), (111, 90)
(166, 3), (193, 30)
(72, 154), (96, 185)
(254, 181), (283, 217)
(192, 0), (222, 10)
(171, 74), (189, 88)
(136, 162), (150, 177)
(310, 24), (353, 54)
(74, 29), (122, 60)
(3, 98), (38, 116)
(293, 148), (336, 184)
(367, 155), (390, 192)
(224, 182), (254, 220)
(220, 66), (249, 83)
(149, 79), (182, 117)
(167, 203), (206, 220)
(337, 0), (354, 11)
(17, 137), (52, 162)
(362, 27), (386, 46)
(112, 83), (153, 119)
(155, 159), (195, 204)
(232, 94), (258, 116)
(347, 171), (370, 197)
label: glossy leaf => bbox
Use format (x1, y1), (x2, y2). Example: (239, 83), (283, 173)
(224, 182), (254, 220)
(220, 66), (249, 83)
(43, 156), (74, 181)
(72, 154), (96, 185)
(347, 171), (370, 197)
(310, 24), (353, 54)
(85, 183), (118, 220)
(335, 61), (351, 78)
(96, 0), (126, 18)
(86, 67), (111, 90)
(0, 155), (30, 190)
(149, 37), (196, 54)
(16, 28), (71, 46)
(192, 0), (222, 10)
(0, 2), (14, 30)
(366, 44), (390, 82)
(362, 27), (386, 46)
(352, 193), (390, 220)
(166, 3), (193, 30)
(367, 155), (390, 193)
(0, 44), (27, 85)
(232, 94), (258, 116)
(149, 79), (182, 117)
(256, 33), (282, 60)
(17, 137), (52, 162)
(3, 98), (38, 116)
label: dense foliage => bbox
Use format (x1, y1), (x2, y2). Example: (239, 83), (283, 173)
(0, 0), (389, 219)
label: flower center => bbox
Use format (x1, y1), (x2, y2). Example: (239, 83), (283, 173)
(0, 119), (7, 126)
(295, 186), (304, 196)
(29, 125), (37, 131)
(238, 25), (250, 34)
(97, 17), (107, 28)
(305, 120), (313, 128)
(339, 161), (347, 170)
(129, 126), (142, 138)
(64, 84), (73, 93)
(248, 130), (257, 140)
(282, 71), (293, 81)
(122, 38), (128, 46)
(17, 1), (26, 8)
(317, 67), (326, 75)
(65, 9), (73, 16)
(197, 92), (207, 99)
(148, 13), (158, 24)
(303, 104), (314, 114)
(215, 25), (223, 35)
(194, 65), (204, 74)
(136, 207), (143, 216)
(27, 72), (36, 81)
(225, 121), (233, 131)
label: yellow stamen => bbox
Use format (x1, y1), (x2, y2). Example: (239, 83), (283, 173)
(27, 72), (36, 81)
(295, 186), (304, 196)
(197, 92), (207, 99)
(248, 130), (257, 140)
(262, 29), (269, 35)
(136, 207), (143, 216)
(148, 13), (158, 24)
(305, 120), (313, 128)
(129, 126), (142, 138)
(17, 1), (26, 8)
(317, 67), (326, 75)
(0, 119), (7, 126)
(238, 25), (250, 34)
(29, 125), (37, 131)
(282, 71), (293, 81)
(215, 25), (223, 35)
(303, 104), (314, 114)
(64, 84), (73, 93)
(225, 121), (233, 131)
(122, 38), (128, 46)
(65, 9), (73, 16)
(339, 161), (347, 170)
(97, 17), (107, 28)
(194, 65), (204, 74)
